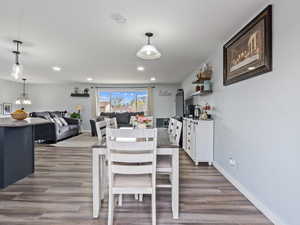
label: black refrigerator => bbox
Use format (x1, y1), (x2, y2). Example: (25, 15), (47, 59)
(175, 89), (184, 118)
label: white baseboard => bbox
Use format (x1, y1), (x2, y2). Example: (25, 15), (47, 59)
(213, 161), (288, 225)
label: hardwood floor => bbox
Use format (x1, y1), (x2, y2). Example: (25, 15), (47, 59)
(0, 145), (272, 225)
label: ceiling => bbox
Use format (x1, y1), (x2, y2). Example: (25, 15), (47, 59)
(0, 0), (269, 84)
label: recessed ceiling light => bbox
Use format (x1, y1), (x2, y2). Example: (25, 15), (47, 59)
(52, 66), (61, 71)
(137, 66), (145, 71)
(87, 77), (93, 82)
(111, 13), (127, 24)
(150, 77), (156, 82)
(248, 66), (256, 71)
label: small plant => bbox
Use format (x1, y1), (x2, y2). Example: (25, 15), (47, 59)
(70, 112), (81, 119)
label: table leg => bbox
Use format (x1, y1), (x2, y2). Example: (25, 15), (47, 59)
(92, 151), (100, 218)
(100, 155), (106, 200)
(172, 148), (179, 219)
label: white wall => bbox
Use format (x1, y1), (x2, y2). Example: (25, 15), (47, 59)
(0, 79), (22, 117)
(181, 1), (299, 225)
(153, 84), (178, 118)
(26, 83), (92, 130)
(26, 83), (179, 130)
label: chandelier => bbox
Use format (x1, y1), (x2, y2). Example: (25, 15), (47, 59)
(136, 32), (161, 60)
(16, 78), (31, 106)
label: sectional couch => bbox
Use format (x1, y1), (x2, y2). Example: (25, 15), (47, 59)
(90, 112), (144, 136)
(30, 111), (81, 143)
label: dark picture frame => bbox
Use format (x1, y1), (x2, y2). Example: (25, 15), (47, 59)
(223, 5), (272, 86)
(3, 103), (12, 115)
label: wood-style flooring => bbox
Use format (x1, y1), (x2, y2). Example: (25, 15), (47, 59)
(0, 145), (273, 225)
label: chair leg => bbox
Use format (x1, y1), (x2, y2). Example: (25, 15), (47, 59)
(108, 192), (114, 225)
(118, 194), (123, 207)
(152, 191), (156, 225)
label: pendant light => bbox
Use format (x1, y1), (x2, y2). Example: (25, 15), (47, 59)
(136, 32), (161, 60)
(11, 40), (23, 80)
(16, 78), (31, 106)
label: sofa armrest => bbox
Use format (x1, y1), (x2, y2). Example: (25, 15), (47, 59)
(64, 117), (81, 125)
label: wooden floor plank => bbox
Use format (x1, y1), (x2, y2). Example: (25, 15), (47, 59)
(0, 145), (273, 225)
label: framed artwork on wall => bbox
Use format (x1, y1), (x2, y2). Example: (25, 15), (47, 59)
(223, 5), (272, 86)
(3, 103), (12, 115)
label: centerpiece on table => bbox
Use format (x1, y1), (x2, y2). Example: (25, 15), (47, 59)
(11, 108), (28, 120)
(133, 115), (152, 128)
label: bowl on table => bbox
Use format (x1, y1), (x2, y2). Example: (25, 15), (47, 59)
(11, 109), (28, 120)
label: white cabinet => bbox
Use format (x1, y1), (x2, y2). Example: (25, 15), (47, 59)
(182, 118), (214, 166)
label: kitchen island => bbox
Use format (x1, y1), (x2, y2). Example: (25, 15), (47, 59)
(0, 117), (50, 189)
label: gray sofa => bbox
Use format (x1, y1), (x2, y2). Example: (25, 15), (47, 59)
(30, 111), (81, 143)
(90, 112), (144, 136)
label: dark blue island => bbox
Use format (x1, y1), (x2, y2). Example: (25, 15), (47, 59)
(0, 117), (49, 189)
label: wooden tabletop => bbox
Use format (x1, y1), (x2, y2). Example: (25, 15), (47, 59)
(92, 128), (178, 149)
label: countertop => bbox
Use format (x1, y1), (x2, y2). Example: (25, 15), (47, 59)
(0, 118), (50, 127)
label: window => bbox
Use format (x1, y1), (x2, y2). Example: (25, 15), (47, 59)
(99, 90), (148, 113)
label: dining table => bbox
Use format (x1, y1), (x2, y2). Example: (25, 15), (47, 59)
(92, 128), (179, 219)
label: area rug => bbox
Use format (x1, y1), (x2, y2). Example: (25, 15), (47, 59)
(50, 132), (98, 148)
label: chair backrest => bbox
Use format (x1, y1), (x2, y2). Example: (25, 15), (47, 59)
(144, 116), (154, 127)
(168, 118), (175, 134)
(96, 120), (107, 142)
(106, 128), (157, 177)
(172, 121), (182, 145)
(129, 116), (136, 126)
(105, 117), (118, 128)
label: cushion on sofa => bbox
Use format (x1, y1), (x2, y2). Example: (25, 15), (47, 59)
(31, 111), (51, 119)
(116, 112), (130, 124)
(50, 111), (67, 118)
(100, 112), (116, 118)
(69, 124), (79, 131)
(96, 116), (105, 121)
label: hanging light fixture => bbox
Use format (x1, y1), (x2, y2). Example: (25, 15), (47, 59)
(16, 78), (31, 106)
(11, 40), (23, 80)
(136, 32), (161, 60)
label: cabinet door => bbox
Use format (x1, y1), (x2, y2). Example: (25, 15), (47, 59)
(194, 121), (213, 162)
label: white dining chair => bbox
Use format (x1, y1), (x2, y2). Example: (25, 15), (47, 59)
(105, 117), (118, 128)
(168, 118), (175, 134)
(171, 120), (182, 145)
(95, 120), (107, 143)
(157, 120), (182, 190)
(106, 128), (157, 225)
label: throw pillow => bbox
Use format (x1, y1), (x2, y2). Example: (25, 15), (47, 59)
(59, 117), (68, 126)
(53, 117), (63, 126)
(116, 112), (130, 124)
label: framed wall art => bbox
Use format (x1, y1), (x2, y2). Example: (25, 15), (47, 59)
(223, 5), (272, 86)
(3, 103), (12, 115)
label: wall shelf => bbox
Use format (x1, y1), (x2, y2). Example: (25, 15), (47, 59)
(70, 93), (90, 97)
(192, 90), (213, 96)
(192, 78), (211, 84)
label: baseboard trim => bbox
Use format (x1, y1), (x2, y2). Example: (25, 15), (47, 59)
(213, 161), (288, 225)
